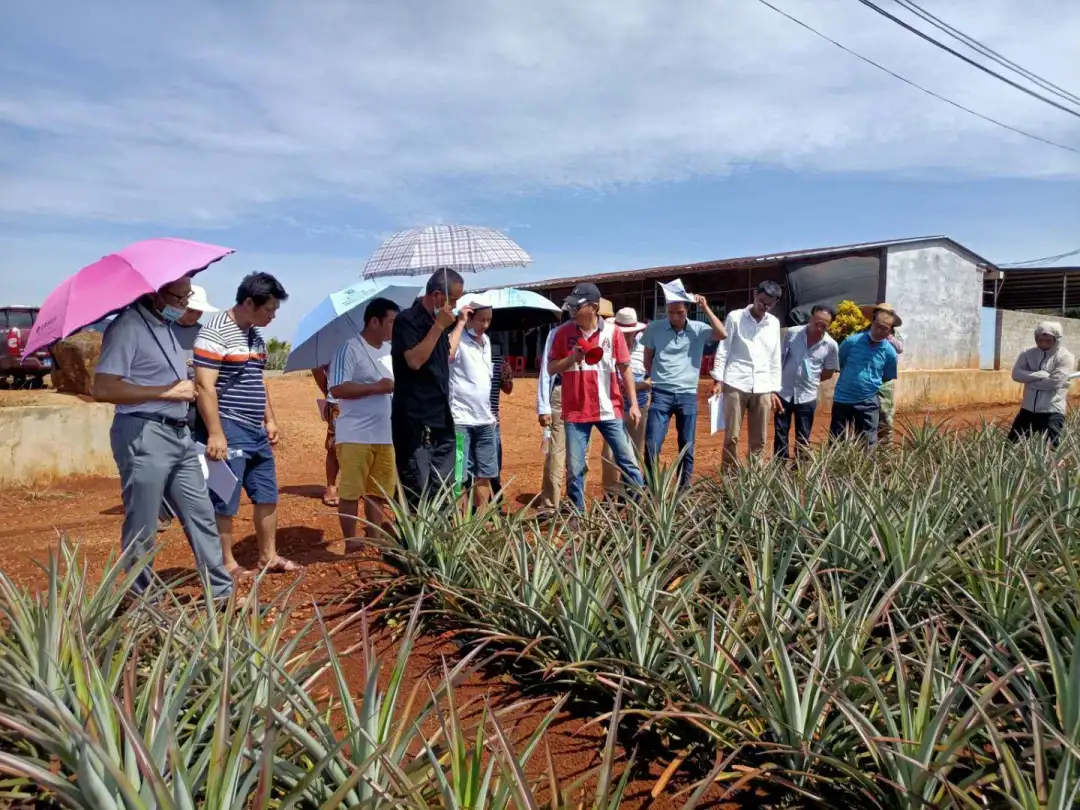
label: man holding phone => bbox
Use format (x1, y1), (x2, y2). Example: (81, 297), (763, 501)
(547, 283), (644, 510)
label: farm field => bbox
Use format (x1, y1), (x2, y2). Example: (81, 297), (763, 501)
(0, 376), (1075, 808)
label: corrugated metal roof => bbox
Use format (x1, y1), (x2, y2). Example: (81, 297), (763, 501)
(987, 266), (1080, 311)
(500, 235), (996, 292)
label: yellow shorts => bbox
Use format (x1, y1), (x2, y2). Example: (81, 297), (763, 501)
(336, 443), (397, 501)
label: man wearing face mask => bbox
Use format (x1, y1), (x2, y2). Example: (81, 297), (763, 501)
(829, 303), (900, 447)
(392, 267), (473, 505)
(1008, 321), (1075, 447)
(157, 284), (219, 532)
(93, 276), (233, 600)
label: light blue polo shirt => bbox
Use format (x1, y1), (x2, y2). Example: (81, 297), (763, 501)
(640, 319), (713, 394)
(834, 332), (898, 404)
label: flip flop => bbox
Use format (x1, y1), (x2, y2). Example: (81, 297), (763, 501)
(261, 556), (303, 573)
(322, 493), (340, 507)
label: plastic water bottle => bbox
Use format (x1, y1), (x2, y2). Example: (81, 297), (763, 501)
(540, 427), (552, 456)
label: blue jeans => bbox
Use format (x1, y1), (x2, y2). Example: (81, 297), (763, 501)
(566, 420), (644, 510)
(644, 387), (698, 488)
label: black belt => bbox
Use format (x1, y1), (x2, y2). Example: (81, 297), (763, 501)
(124, 411), (189, 430)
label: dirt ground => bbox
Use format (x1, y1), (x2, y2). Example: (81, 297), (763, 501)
(0, 376), (1029, 806)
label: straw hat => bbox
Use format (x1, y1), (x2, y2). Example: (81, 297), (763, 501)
(861, 302), (902, 328)
(599, 297), (615, 318)
(608, 307), (647, 334)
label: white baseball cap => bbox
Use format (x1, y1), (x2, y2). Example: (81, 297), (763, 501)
(187, 284), (219, 313)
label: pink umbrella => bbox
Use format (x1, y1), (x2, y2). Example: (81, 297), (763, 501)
(22, 237), (235, 358)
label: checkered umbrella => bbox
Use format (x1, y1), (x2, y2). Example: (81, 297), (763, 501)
(362, 225), (531, 279)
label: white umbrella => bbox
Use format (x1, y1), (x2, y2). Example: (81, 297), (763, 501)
(284, 283), (422, 372)
(362, 225), (531, 280)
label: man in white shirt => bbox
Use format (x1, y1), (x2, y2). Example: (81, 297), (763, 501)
(450, 305), (499, 511)
(775, 305), (839, 462)
(710, 281), (784, 467)
(328, 297), (399, 541)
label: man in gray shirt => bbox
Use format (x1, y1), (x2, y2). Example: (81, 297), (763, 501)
(93, 276), (233, 599)
(774, 305), (839, 462)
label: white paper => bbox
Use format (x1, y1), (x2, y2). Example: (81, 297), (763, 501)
(658, 278), (695, 305)
(709, 394), (725, 435)
(192, 442), (241, 502)
(205, 460), (240, 503)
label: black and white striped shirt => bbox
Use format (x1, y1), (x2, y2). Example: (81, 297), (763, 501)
(193, 312), (268, 428)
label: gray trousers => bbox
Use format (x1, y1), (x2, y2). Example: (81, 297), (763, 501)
(110, 413), (233, 598)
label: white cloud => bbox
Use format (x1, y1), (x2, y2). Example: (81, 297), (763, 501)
(0, 0), (1077, 227)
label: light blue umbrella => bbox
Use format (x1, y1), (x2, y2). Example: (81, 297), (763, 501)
(457, 287), (562, 313)
(284, 283), (421, 372)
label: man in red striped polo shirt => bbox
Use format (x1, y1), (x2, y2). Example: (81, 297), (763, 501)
(547, 283), (644, 510)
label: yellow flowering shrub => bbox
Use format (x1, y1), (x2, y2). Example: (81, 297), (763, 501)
(828, 300), (869, 342)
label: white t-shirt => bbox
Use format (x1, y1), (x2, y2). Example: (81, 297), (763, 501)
(327, 336), (393, 445)
(450, 332), (496, 427)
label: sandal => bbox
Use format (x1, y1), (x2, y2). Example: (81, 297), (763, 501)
(322, 487), (340, 507)
(226, 565), (254, 581)
(261, 556), (303, 573)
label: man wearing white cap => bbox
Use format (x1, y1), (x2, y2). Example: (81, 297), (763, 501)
(158, 284), (218, 531)
(601, 308), (649, 497)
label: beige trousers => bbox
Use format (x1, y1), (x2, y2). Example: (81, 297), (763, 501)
(602, 410), (646, 495)
(539, 385), (591, 512)
(722, 387), (772, 468)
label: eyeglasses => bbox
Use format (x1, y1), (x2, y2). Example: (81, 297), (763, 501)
(161, 289), (193, 305)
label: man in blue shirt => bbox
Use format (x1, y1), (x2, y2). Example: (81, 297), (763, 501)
(641, 293), (726, 487)
(830, 304), (901, 447)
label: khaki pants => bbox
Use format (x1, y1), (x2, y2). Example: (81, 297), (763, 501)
(602, 409), (646, 496)
(722, 387), (772, 468)
(539, 385), (591, 512)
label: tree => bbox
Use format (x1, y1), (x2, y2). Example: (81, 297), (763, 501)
(265, 338), (291, 371)
(828, 300), (869, 342)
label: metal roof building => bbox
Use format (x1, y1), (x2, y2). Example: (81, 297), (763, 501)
(497, 236), (992, 371)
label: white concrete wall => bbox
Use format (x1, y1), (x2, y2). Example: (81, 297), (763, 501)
(996, 310), (1080, 371)
(0, 404), (117, 489)
(885, 243), (984, 370)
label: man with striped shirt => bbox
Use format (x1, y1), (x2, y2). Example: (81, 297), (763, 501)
(194, 272), (297, 578)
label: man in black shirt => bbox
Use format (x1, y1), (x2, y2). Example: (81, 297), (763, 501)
(391, 268), (472, 504)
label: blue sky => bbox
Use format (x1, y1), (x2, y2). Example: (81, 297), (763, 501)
(1, 0), (1078, 340)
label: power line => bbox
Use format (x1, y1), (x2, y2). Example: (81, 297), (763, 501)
(748, 0), (1080, 155)
(1001, 247), (1080, 267)
(851, 0), (1080, 120)
(893, 0), (1080, 108)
